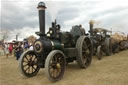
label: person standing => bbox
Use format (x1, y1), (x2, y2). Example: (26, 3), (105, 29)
(4, 43), (9, 58)
(21, 43), (24, 53)
(0, 43), (5, 56)
(15, 43), (22, 60)
(29, 43), (33, 50)
(9, 44), (12, 56)
(24, 42), (28, 51)
(15, 44), (18, 60)
(1, 46), (5, 56)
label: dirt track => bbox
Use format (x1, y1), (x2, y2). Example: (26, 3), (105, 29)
(0, 50), (128, 85)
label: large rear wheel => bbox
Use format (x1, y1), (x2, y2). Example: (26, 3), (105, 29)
(76, 36), (93, 68)
(45, 50), (66, 82)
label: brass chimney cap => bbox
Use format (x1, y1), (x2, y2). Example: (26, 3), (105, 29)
(89, 20), (94, 25)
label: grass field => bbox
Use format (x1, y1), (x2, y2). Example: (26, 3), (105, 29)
(0, 50), (128, 85)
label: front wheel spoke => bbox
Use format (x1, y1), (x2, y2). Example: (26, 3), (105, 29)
(33, 61), (38, 65)
(29, 67), (32, 74)
(28, 66), (30, 73)
(32, 65), (37, 70)
(25, 56), (29, 61)
(23, 60), (28, 63)
(30, 55), (34, 60)
(32, 67), (34, 73)
(33, 56), (37, 61)
(23, 64), (28, 67)
(29, 54), (33, 60)
(25, 66), (29, 72)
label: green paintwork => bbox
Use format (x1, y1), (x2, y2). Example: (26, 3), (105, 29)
(53, 41), (62, 49)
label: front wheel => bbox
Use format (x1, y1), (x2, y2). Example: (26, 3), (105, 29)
(45, 50), (66, 82)
(19, 50), (40, 77)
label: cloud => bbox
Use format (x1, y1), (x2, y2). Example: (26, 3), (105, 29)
(1, 1), (38, 29)
(1, 0), (128, 41)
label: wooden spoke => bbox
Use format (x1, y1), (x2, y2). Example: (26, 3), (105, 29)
(23, 64), (28, 67)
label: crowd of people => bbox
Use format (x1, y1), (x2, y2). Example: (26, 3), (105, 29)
(0, 42), (33, 60)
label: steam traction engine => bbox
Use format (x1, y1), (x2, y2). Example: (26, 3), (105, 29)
(19, 2), (93, 82)
(89, 21), (112, 60)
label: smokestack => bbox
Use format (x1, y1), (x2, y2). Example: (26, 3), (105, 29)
(52, 19), (57, 28)
(127, 35), (128, 40)
(16, 34), (18, 41)
(37, 2), (46, 36)
(89, 20), (94, 36)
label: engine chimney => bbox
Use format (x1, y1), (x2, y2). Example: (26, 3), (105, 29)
(127, 35), (128, 40)
(89, 20), (94, 36)
(37, 2), (46, 36)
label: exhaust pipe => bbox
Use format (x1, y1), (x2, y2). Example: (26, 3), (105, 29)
(127, 35), (128, 40)
(37, 2), (46, 36)
(89, 20), (94, 36)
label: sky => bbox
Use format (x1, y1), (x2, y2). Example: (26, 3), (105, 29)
(0, 0), (128, 41)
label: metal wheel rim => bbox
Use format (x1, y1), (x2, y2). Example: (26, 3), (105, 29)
(20, 51), (39, 76)
(109, 39), (112, 54)
(76, 36), (92, 68)
(48, 53), (65, 79)
(82, 38), (92, 65)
